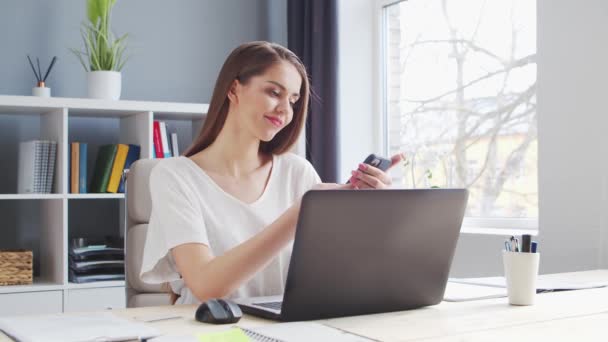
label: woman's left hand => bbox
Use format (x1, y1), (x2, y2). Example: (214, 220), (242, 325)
(349, 153), (405, 189)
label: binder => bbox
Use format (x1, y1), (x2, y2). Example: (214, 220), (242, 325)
(90, 144), (118, 193)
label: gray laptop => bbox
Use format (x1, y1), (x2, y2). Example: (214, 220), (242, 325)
(235, 188), (469, 321)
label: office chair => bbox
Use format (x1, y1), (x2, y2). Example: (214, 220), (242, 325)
(125, 159), (172, 307)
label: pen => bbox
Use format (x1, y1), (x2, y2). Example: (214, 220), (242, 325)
(521, 234), (532, 253)
(504, 240), (511, 252)
(531, 241), (538, 253)
(513, 238), (520, 252)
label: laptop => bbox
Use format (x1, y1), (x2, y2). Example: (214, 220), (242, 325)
(234, 188), (469, 321)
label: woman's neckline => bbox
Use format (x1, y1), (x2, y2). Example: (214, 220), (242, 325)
(181, 154), (276, 207)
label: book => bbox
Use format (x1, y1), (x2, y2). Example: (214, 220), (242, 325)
(153, 120), (163, 158)
(117, 144), (141, 193)
(160, 121), (172, 158)
(106, 144), (129, 193)
(78, 142), (88, 193)
(46, 141), (57, 193)
(90, 144), (118, 193)
(171, 132), (179, 157)
(70, 142), (80, 194)
(17, 141), (43, 193)
(40, 141), (50, 193)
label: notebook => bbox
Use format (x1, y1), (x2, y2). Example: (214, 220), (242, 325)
(149, 322), (374, 342)
(0, 312), (160, 342)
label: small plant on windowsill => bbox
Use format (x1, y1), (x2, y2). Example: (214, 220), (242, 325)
(402, 158), (441, 189)
(425, 169), (441, 189)
(70, 0), (128, 100)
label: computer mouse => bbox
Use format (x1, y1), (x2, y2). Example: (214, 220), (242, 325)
(195, 298), (243, 324)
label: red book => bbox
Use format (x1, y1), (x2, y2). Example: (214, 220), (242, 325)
(153, 121), (164, 158)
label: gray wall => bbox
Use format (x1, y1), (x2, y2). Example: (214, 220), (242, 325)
(0, 0), (287, 275)
(0, 0), (287, 102)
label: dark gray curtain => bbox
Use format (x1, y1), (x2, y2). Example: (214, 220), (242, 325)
(288, 0), (340, 183)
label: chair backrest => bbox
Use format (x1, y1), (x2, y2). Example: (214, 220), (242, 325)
(125, 159), (164, 299)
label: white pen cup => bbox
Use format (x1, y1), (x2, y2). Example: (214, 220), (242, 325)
(502, 251), (540, 305)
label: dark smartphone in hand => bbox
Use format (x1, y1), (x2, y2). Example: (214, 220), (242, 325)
(362, 153), (392, 171)
(347, 154), (392, 183)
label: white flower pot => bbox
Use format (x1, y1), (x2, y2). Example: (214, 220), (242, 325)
(87, 71), (121, 100)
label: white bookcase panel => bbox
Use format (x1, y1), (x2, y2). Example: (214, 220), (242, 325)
(41, 199), (66, 285)
(40, 109), (67, 195)
(64, 287), (126, 312)
(0, 95), (207, 314)
(0, 291), (63, 316)
(121, 112), (153, 159)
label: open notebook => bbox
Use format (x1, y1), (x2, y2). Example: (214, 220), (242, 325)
(150, 322), (375, 342)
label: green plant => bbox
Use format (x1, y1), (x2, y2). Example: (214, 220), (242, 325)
(425, 169), (440, 189)
(70, 0), (128, 72)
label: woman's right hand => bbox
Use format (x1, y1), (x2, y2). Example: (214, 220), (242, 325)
(313, 182), (354, 191)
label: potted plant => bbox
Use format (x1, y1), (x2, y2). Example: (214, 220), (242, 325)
(71, 0), (128, 100)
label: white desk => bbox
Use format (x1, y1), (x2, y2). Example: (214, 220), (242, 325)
(2, 270), (607, 341)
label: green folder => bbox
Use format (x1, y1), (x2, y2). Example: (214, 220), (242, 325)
(89, 144), (118, 193)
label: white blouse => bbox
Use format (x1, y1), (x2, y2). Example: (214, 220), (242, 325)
(140, 153), (321, 304)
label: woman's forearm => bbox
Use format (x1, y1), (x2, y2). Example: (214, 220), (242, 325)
(176, 202), (300, 301)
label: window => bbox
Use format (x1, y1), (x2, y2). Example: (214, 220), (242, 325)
(381, 0), (537, 229)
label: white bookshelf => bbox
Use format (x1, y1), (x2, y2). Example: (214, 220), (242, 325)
(0, 95), (207, 315)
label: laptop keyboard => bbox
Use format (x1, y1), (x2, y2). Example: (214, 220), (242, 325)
(253, 301), (283, 310)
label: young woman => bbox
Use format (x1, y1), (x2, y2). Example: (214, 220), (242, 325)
(140, 41), (403, 304)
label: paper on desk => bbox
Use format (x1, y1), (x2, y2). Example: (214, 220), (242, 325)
(0, 311), (160, 342)
(196, 328), (250, 342)
(449, 276), (608, 291)
(443, 282), (507, 302)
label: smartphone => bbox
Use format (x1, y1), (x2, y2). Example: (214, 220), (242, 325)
(362, 153), (392, 171)
(347, 154), (392, 183)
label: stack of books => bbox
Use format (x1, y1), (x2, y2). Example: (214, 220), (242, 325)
(17, 140), (57, 194)
(68, 244), (125, 283)
(70, 143), (140, 193)
(152, 120), (179, 158)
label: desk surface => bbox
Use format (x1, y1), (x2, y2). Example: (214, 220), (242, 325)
(2, 270), (608, 342)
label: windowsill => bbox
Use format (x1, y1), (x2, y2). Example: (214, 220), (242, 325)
(460, 226), (539, 236)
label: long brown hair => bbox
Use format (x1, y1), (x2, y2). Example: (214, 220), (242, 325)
(183, 41), (310, 157)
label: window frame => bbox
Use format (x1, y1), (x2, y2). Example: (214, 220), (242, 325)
(375, 0), (539, 233)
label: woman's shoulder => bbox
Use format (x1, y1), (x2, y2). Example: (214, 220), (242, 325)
(274, 152), (320, 184)
(149, 156), (199, 186)
(275, 152), (314, 172)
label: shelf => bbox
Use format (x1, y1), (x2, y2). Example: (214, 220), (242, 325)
(65, 280), (126, 289)
(0, 95), (208, 118)
(0, 281), (126, 294)
(0, 96), (206, 313)
(0, 279), (63, 294)
(67, 194), (125, 199)
(0, 194), (125, 200)
(0, 194), (63, 200)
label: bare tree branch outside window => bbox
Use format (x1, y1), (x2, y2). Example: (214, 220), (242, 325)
(385, 0), (537, 219)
